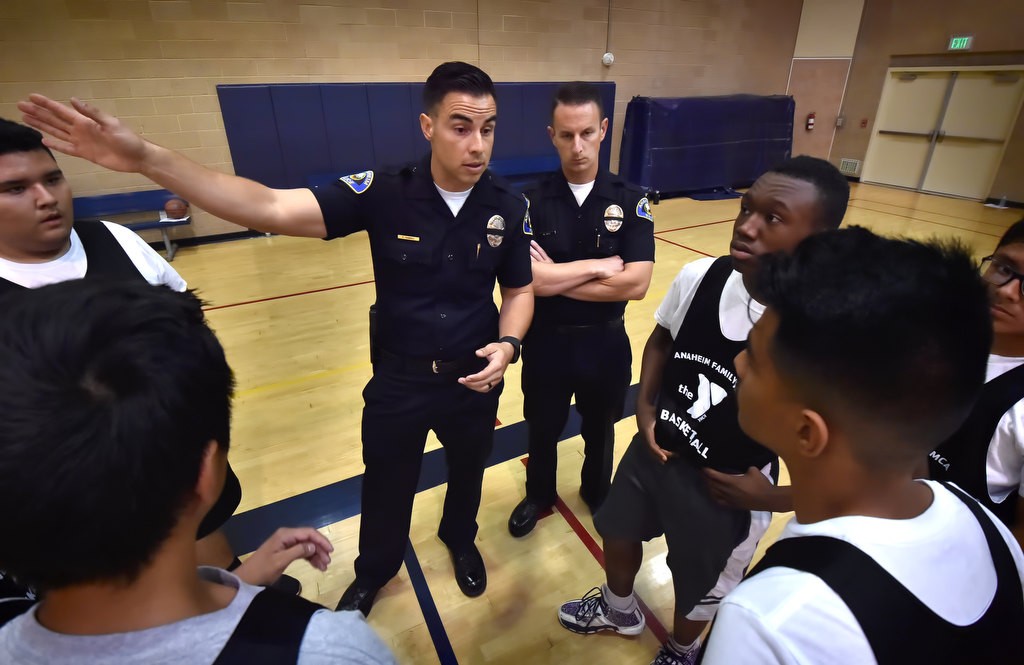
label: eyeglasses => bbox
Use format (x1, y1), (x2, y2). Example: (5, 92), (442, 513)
(980, 256), (1024, 296)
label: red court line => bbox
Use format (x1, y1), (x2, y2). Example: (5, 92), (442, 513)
(203, 279), (375, 311)
(654, 218), (734, 235)
(553, 495), (671, 645)
(655, 237), (714, 257)
(850, 197), (1012, 226)
(517, 457), (670, 644)
(847, 203), (1001, 238)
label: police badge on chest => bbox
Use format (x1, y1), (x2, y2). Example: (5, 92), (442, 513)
(486, 214), (505, 247)
(604, 204), (623, 232)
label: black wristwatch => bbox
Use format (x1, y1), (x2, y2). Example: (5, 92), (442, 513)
(499, 335), (522, 363)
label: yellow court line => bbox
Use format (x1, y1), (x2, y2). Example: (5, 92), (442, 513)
(236, 361), (370, 399)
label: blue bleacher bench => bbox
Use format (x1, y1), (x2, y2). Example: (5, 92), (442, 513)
(73, 189), (191, 261)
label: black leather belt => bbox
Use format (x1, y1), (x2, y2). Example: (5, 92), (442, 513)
(551, 317), (625, 334)
(376, 349), (483, 375)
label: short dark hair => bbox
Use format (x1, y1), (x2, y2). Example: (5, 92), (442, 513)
(423, 61), (496, 114)
(757, 227), (991, 464)
(996, 218), (1024, 249)
(0, 117), (55, 160)
(0, 281), (235, 590)
(767, 156), (850, 230)
(551, 81), (604, 119)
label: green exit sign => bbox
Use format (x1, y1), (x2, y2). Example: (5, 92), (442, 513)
(948, 35), (973, 51)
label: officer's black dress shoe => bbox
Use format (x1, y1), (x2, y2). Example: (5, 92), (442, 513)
(579, 486), (606, 515)
(508, 498), (546, 537)
(448, 544), (487, 597)
(336, 578), (381, 617)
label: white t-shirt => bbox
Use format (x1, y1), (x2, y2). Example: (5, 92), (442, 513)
(654, 256), (764, 342)
(0, 568), (397, 665)
(0, 222), (186, 292)
(434, 184), (473, 217)
(567, 180), (595, 207)
(702, 480), (1024, 665)
(984, 354), (1024, 503)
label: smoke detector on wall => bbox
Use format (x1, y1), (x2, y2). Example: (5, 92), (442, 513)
(602, 52), (615, 67)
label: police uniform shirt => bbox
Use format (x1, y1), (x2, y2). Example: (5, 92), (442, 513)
(701, 480), (1024, 665)
(311, 155), (531, 359)
(525, 170), (655, 327)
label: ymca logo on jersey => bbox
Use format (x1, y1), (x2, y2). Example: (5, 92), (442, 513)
(604, 204), (624, 232)
(636, 197), (653, 221)
(682, 373), (728, 421)
(339, 171), (374, 194)
(486, 215), (505, 247)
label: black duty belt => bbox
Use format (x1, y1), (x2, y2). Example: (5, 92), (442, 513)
(376, 349), (484, 375)
(550, 317), (625, 334)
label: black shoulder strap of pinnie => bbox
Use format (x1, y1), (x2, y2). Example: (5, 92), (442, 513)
(213, 589), (323, 665)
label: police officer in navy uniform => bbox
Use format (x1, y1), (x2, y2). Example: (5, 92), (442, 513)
(508, 82), (654, 537)
(20, 62), (534, 617)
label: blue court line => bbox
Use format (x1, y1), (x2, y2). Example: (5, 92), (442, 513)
(403, 539), (458, 665)
(223, 383), (640, 553)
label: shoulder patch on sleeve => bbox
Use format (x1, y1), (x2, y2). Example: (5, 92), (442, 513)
(522, 194), (533, 236)
(339, 171), (374, 194)
(636, 196), (653, 222)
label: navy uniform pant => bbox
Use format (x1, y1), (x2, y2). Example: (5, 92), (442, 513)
(521, 321), (631, 507)
(354, 366), (501, 586)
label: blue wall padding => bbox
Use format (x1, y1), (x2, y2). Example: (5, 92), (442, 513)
(217, 85), (290, 188)
(216, 81), (615, 190)
(619, 95), (794, 196)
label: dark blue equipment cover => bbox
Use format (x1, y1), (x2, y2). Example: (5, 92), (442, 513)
(619, 95), (794, 197)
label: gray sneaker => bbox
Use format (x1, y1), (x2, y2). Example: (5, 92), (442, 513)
(558, 586), (645, 636)
(650, 643), (701, 665)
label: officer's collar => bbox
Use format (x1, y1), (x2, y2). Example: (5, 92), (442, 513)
(408, 152), (493, 200)
(555, 168), (613, 198)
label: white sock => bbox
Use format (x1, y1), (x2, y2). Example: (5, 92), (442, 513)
(601, 584), (637, 612)
(668, 636), (700, 654)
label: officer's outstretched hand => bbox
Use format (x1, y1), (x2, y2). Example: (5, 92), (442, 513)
(636, 399), (675, 464)
(459, 342), (513, 393)
(19, 94), (148, 173)
(233, 527), (334, 587)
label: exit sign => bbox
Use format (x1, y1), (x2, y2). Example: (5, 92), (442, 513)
(948, 35), (973, 51)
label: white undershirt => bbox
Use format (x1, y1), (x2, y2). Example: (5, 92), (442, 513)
(567, 180), (594, 207)
(703, 480), (1024, 665)
(434, 184), (473, 216)
(654, 256), (764, 342)
(0, 221), (186, 291)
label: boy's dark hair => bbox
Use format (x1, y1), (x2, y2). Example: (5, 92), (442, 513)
(551, 81), (604, 119)
(423, 61), (496, 114)
(0, 117), (55, 160)
(757, 227), (991, 465)
(996, 218), (1024, 249)
(768, 156), (850, 230)
(0, 280), (235, 590)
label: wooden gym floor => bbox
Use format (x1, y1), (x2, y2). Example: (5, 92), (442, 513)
(167, 183), (1020, 664)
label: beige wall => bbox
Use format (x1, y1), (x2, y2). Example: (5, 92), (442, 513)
(832, 0), (1024, 200)
(793, 0), (863, 58)
(0, 0), (801, 238)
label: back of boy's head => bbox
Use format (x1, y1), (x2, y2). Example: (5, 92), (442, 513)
(996, 217), (1024, 249)
(0, 280), (235, 591)
(767, 156), (850, 230)
(757, 227), (991, 465)
(0, 117), (55, 160)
